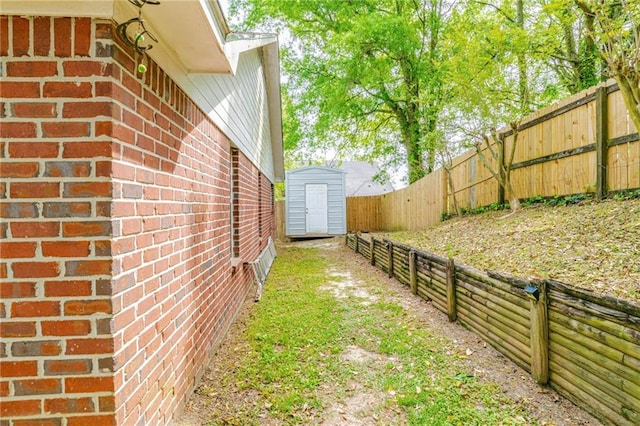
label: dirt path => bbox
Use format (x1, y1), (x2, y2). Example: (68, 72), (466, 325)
(176, 238), (601, 425)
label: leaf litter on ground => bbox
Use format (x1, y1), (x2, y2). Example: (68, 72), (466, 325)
(380, 198), (640, 304)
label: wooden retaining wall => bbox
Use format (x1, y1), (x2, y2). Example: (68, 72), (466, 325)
(346, 234), (640, 426)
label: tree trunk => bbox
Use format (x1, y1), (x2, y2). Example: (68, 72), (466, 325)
(615, 76), (640, 135)
(505, 178), (520, 213)
(403, 125), (426, 184)
(516, 0), (529, 114)
(445, 166), (460, 216)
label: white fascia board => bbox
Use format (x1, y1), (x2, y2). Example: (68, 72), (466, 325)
(223, 33), (277, 75)
(261, 40), (284, 182)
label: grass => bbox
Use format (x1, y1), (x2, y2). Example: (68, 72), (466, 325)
(198, 244), (535, 425)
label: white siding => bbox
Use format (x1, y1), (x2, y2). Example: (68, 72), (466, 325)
(171, 50), (276, 182)
(285, 166), (347, 237)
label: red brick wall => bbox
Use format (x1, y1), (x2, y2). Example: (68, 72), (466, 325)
(1, 15), (275, 425)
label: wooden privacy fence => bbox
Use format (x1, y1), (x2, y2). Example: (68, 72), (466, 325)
(346, 234), (640, 426)
(347, 80), (639, 233)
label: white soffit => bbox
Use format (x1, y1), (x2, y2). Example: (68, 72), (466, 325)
(1, 0), (234, 74)
(134, 0), (232, 74)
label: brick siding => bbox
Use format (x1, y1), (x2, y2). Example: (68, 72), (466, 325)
(1, 15), (275, 425)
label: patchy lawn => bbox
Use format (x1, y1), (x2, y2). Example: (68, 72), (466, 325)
(176, 239), (599, 425)
(379, 198), (640, 304)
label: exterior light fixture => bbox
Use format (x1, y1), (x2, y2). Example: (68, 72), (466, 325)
(524, 284), (540, 301)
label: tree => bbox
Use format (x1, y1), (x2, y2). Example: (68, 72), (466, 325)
(542, 0), (604, 94)
(446, 0), (551, 213)
(233, 0), (452, 184)
(576, 0), (640, 132)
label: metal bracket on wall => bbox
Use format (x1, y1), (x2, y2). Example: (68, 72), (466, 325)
(115, 0), (160, 74)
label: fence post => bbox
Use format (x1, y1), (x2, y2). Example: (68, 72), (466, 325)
(386, 240), (394, 278)
(446, 258), (457, 322)
(369, 238), (375, 265)
(596, 85), (609, 200)
(409, 250), (417, 295)
(354, 234), (359, 253)
(498, 133), (505, 206)
(529, 279), (549, 384)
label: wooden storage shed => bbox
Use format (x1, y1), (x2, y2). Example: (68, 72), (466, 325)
(285, 166), (347, 237)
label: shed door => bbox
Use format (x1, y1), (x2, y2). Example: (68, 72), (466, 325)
(306, 184), (328, 234)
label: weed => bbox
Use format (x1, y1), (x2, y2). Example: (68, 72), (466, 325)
(612, 188), (640, 200)
(458, 202), (509, 216)
(521, 194), (545, 207)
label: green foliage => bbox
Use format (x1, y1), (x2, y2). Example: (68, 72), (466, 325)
(542, 0), (605, 94)
(580, 0), (640, 130)
(612, 188), (640, 200)
(460, 202), (509, 216)
(521, 194), (546, 207)
(273, 181), (285, 201)
(230, 0), (638, 185)
(443, 190), (640, 219)
(442, 202), (508, 220)
(233, 0), (452, 183)
(442, 192), (603, 220)
(544, 193), (591, 207)
(519, 193), (595, 207)
(236, 249), (344, 418)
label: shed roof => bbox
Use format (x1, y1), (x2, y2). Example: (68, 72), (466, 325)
(287, 166), (347, 175)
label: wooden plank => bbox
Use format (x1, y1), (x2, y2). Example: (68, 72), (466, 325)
(456, 281), (530, 329)
(369, 238), (375, 265)
(417, 266), (447, 287)
(413, 247), (448, 265)
(455, 270), (530, 310)
(549, 301), (639, 346)
(547, 279), (640, 329)
(530, 280), (549, 384)
(549, 308), (640, 371)
(417, 267), (447, 285)
(417, 278), (447, 306)
(458, 265), (529, 295)
(417, 274), (447, 299)
(596, 86), (609, 199)
(457, 303), (531, 372)
(416, 258), (447, 276)
(549, 368), (630, 426)
(510, 144), (596, 170)
(609, 132), (640, 146)
(446, 258), (456, 321)
(550, 359), (639, 426)
(409, 250), (417, 295)
(503, 92), (597, 136)
(417, 285), (447, 312)
(275, 200), (285, 240)
(549, 319), (640, 372)
(550, 310), (640, 375)
(550, 336), (640, 399)
(457, 291), (531, 346)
